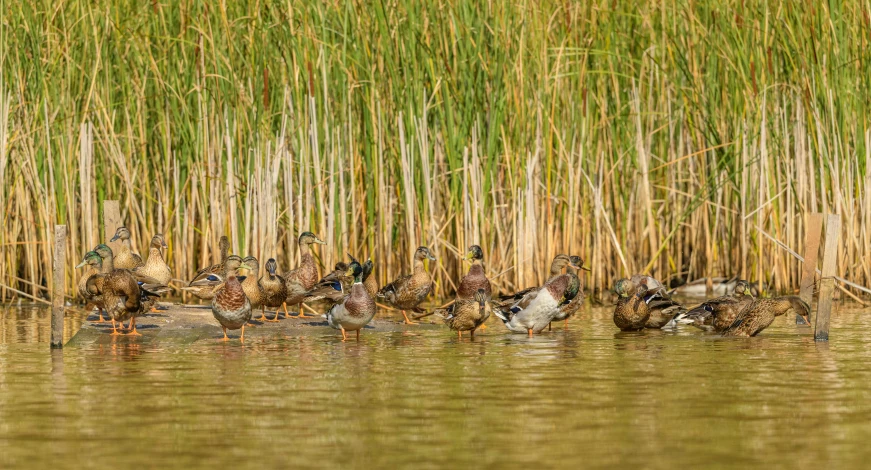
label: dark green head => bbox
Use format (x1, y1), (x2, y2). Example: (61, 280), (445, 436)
(465, 245), (484, 262)
(75, 251), (102, 269)
(613, 278), (635, 298)
(345, 260), (364, 283)
(94, 244), (113, 259)
(299, 232), (326, 246)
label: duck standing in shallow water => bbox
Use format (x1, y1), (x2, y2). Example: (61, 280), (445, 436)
(282, 232), (327, 319)
(550, 255), (590, 329)
(492, 272), (580, 337)
(668, 280), (755, 332)
(456, 245), (491, 301)
(437, 289), (490, 339)
(210, 264), (253, 342)
(612, 279), (650, 331)
(326, 261), (377, 341)
(377, 246), (437, 325)
(257, 258), (287, 322)
(722, 296), (811, 337)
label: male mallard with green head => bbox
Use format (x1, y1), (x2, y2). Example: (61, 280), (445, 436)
(722, 296), (811, 337)
(492, 272), (580, 336)
(109, 226), (144, 270)
(326, 261), (377, 341)
(437, 289), (490, 339)
(377, 246), (437, 325)
(283, 232), (327, 319)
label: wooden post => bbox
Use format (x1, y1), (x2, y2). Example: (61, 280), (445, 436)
(815, 214), (840, 342)
(103, 200), (122, 253)
(51, 225), (67, 349)
(798, 213), (824, 324)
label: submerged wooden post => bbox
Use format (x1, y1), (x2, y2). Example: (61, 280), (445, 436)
(815, 214), (840, 342)
(798, 213), (824, 324)
(51, 225), (67, 349)
(103, 200), (122, 252)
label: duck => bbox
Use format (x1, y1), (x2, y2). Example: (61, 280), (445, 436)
(207, 264), (253, 342)
(239, 256), (264, 319)
(667, 280), (755, 331)
(282, 232), (327, 319)
(492, 272), (580, 336)
(612, 279), (650, 331)
(77, 251), (163, 336)
(377, 246), (437, 324)
(181, 255), (243, 300)
(109, 226), (144, 270)
(550, 255), (591, 329)
(256, 258), (289, 322)
(613, 276), (685, 330)
(456, 245), (491, 301)
(436, 289), (490, 339)
(349, 254), (379, 299)
(76, 251), (107, 322)
(721, 296), (811, 337)
(306, 254), (377, 305)
(133, 234), (172, 288)
(190, 235), (231, 280)
(325, 261), (377, 341)
(492, 254), (576, 307)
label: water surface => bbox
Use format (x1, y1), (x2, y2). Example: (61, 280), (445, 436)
(1, 301), (870, 469)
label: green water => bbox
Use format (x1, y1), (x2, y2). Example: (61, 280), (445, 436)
(1, 301), (870, 469)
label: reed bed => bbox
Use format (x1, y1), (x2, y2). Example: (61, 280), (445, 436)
(1, 0), (869, 301)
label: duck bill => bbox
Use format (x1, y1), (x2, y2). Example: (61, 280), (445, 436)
(580, 265), (592, 272)
(427, 254), (437, 261)
(109, 234), (120, 242)
(75, 260), (88, 269)
(314, 237), (327, 245)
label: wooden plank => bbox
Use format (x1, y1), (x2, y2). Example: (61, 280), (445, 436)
(51, 225), (67, 349)
(103, 200), (122, 253)
(815, 214), (840, 342)
(798, 213), (824, 324)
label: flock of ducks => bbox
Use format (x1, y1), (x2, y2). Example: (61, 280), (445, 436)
(74, 227), (814, 342)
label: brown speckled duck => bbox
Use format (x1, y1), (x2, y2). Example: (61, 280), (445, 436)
(722, 296), (811, 337)
(437, 289), (490, 339)
(240, 256), (263, 320)
(456, 245), (491, 301)
(282, 232), (327, 319)
(613, 279), (650, 331)
(668, 280), (756, 332)
(182, 255), (243, 301)
(377, 246), (436, 325)
(133, 234), (172, 287)
(210, 265), (253, 342)
(258, 258), (288, 322)
(76, 251), (106, 322)
(109, 227), (144, 270)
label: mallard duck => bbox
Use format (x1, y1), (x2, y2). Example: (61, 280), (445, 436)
(456, 245), (491, 300)
(492, 272), (580, 336)
(109, 226), (144, 270)
(550, 255), (591, 329)
(613, 276), (685, 329)
(133, 234), (172, 287)
(722, 296), (811, 337)
(304, 260), (353, 305)
(377, 246), (437, 325)
(348, 254), (378, 298)
(181, 255), (243, 300)
(76, 251), (107, 322)
(326, 261), (377, 341)
(239, 256), (263, 314)
(436, 289), (490, 339)
(77, 251), (162, 336)
(613, 279), (650, 331)
(282, 232), (327, 319)
(667, 280), (755, 331)
(257, 258), (288, 322)
(492, 254), (575, 307)
(209, 265), (253, 342)
(190, 235), (232, 280)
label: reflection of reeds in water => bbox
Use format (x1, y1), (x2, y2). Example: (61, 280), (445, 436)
(1, 1), (870, 302)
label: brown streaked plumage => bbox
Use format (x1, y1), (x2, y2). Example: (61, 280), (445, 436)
(613, 279), (650, 331)
(211, 269), (253, 342)
(133, 234), (172, 287)
(550, 255), (590, 329)
(325, 263), (377, 341)
(722, 296), (811, 337)
(282, 232), (327, 319)
(182, 255), (243, 300)
(258, 258), (288, 322)
(456, 245), (491, 301)
(437, 289), (490, 339)
(110, 227), (144, 270)
(377, 246), (436, 325)
(674, 280), (756, 332)
(240, 256), (263, 312)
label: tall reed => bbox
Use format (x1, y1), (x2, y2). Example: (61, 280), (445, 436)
(1, 0), (869, 301)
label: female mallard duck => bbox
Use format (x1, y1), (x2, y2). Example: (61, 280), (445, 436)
(239, 256), (263, 315)
(190, 235), (231, 280)
(133, 234), (172, 287)
(612, 278), (685, 330)
(182, 255), (243, 301)
(282, 232), (327, 319)
(667, 280), (755, 331)
(76, 251), (107, 322)
(550, 255), (591, 329)
(257, 258), (288, 322)
(326, 261), (377, 341)
(456, 245), (491, 301)
(722, 296), (811, 337)
(436, 289), (490, 339)
(377, 246), (437, 325)
(492, 272), (580, 336)
(77, 251), (162, 335)
(492, 254), (575, 307)
(109, 226), (144, 270)
(209, 265), (253, 342)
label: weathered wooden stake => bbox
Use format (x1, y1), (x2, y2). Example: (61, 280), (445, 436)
(815, 214), (840, 342)
(798, 213), (824, 324)
(51, 225), (67, 349)
(103, 200), (122, 253)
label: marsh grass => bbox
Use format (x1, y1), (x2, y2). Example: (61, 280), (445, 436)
(1, 0), (869, 300)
